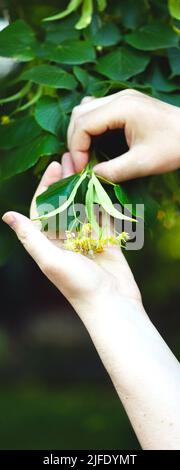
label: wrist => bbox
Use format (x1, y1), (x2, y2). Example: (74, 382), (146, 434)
(71, 290), (146, 332)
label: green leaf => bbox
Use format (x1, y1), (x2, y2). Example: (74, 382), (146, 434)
(85, 22), (122, 47)
(35, 96), (68, 137)
(168, 47), (180, 76)
(125, 23), (179, 50)
(117, 0), (149, 30)
(20, 65), (77, 89)
(96, 46), (149, 80)
(43, 0), (82, 22)
(87, 77), (112, 96)
(36, 40), (96, 64)
(114, 185), (139, 218)
(35, 171), (87, 220)
(44, 15), (80, 43)
(114, 180), (159, 226)
(0, 116), (41, 150)
(0, 134), (62, 181)
(73, 66), (89, 88)
(92, 173), (135, 222)
(145, 62), (179, 92)
(168, 0), (180, 20)
(59, 91), (82, 113)
(87, 77), (152, 96)
(0, 20), (37, 61)
(76, 0), (93, 30)
(153, 90), (180, 106)
(36, 173), (80, 213)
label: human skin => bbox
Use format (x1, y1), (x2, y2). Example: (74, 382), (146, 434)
(67, 90), (180, 180)
(2, 155), (180, 450)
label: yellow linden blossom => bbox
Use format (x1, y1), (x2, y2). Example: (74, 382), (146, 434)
(157, 210), (166, 221)
(64, 224), (129, 256)
(1, 115), (10, 125)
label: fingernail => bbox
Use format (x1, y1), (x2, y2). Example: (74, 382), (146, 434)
(2, 212), (16, 229)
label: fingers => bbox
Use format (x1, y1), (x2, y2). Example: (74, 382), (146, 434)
(61, 152), (75, 178)
(2, 211), (66, 274)
(1, 211), (101, 301)
(69, 100), (127, 172)
(93, 147), (145, 183)
(30, 161), (62, 220)
(67, 94), (117, 172)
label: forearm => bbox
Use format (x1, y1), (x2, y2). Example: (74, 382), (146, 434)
(74, 295), (180, 450)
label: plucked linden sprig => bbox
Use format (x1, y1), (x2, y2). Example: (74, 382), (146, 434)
(64, 223), (130, 256)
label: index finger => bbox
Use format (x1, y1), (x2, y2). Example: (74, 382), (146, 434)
(69, 99), (127, 172)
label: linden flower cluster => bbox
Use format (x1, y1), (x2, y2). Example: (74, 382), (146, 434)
(64, 224), (130, 256)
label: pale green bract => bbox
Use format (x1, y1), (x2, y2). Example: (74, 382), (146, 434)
(168, 0), (180, 20)
(43, 0), (82, 22)
(75, 0), (93, 30)
(43, 0), (107, 29)
(97, 0), (107, 12)
(92, 173), (136, 222)
(85, 177), (101, 235)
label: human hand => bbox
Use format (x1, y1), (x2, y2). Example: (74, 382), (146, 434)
(2, 153), (141, 319)
(67, 91), (180, 182)
(3, 155), (180, 451)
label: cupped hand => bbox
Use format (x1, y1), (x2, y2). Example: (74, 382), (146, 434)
(2, 154), (141, 317)
(68, 91), (180, 182)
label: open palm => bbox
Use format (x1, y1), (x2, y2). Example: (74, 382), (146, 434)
(28, 153), (141, 310)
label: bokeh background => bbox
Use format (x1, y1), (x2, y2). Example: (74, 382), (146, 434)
(0, 0), (180, 450)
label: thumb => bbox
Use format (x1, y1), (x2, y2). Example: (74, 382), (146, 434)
(93, 147), (143, 183)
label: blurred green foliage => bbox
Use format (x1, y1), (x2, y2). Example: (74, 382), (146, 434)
(0, 385), (139, 449)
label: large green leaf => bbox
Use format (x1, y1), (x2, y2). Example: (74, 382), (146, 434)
(35, 171), (87, 220)
(0, 116), (41, 150)
(36, 173), (80, 214)
(59, 91), (82, 113)
(73, 66), (89, 88)
(36, 40), (96, 64)
(0, 134), (62, 181)
(114, 181), (159, 225)
(125, 23), (179, 50)
(44, 15), (80, 43)
(168, 47), (180, 76)
(21, 65), (77, 89)
(145, 62), (179, 92)
(116, 0), (149, 30)
(168, 0), (180, 20)
(153, 90), (180, 106)
(85, 21), (122, 47)
(95, 46), (149, 80)
(0, 20), (37, 61)
(35, 96), (69, 138)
